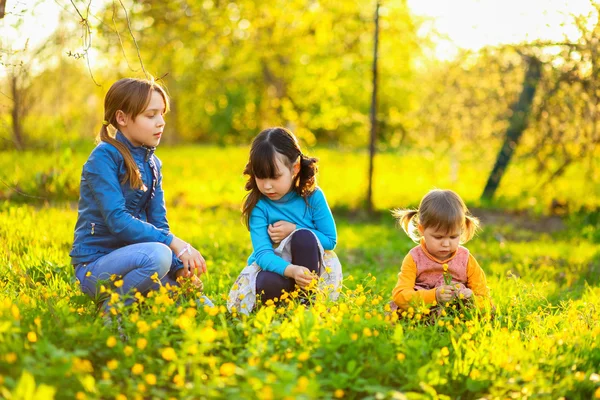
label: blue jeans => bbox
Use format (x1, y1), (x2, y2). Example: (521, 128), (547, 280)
(75, 242), (176, 307)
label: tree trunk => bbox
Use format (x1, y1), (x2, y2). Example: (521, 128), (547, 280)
(10, 74), (25, 151)
(481, 56), (542, 200)
(0, 0), (6, 19)
(366, 1), (380, 213)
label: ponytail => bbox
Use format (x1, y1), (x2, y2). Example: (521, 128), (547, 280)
(98, 123), (143, 190)
(294, 154), (318, 197)
(461, 214), (480, 243)
(391, 209), (420, 241)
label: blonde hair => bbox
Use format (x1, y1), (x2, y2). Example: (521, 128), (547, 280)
(392, 189), (480, 243)
(99, 78), (170, 189)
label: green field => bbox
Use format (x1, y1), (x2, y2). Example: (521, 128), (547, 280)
(0, 145), (599, 399)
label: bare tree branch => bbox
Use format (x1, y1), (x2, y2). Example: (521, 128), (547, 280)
(112, 0), (139, 72)
(117, 0), (147, 78)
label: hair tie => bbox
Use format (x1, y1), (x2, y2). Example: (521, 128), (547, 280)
(102, 120), (109, 126)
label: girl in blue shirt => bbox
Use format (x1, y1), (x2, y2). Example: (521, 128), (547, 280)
(228, 127), (342, 314)
(70, 78), (209, 312)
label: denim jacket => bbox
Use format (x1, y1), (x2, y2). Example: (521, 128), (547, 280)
(69, 131), (183, 276)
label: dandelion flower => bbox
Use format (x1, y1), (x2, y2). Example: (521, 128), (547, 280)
(220, 362), (236, 377)
(131, 363), (144, 375)
(161, 347), (177, 361)
(137, 338), (148, 350)
(145, 374), (157, 385)
(106, 336), (117, 348)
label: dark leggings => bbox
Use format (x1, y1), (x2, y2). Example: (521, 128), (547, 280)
(256, 230), (320, 303)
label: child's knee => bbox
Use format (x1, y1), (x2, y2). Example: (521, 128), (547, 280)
(291, 230), (318, 251)
(148, 243), (172, 277)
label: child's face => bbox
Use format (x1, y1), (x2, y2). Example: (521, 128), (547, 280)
(117, 90), (166, 147)
(419, 224), (461, 260)
(255, 154), (299, 201)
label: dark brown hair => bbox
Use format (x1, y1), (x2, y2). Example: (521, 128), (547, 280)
(242, 127), (318, 229)
(99, 78), (169, 189)
(392, 189), (480, 243)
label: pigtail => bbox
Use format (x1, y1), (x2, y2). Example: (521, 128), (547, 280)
(295, 154), (318, 197)
(98, 122), (144, 190)
(461, 213), (480, 243)
(242, 161), (261, 230)
(391, 209), (420, 242)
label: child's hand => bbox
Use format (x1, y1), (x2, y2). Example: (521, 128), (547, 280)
(268, 221), (297, 243)
(458, 288), (473, 300)
(284, 264), (315, 288)
(175, 270), (204, 290)
(435, 285), (456, 304)
(170, 237), (207, 277)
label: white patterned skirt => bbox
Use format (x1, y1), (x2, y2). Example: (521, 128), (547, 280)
(227, 229), (343, 315)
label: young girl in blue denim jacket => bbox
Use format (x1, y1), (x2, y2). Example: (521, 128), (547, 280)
(70, 78), (208, 311)
(227, 127), (343, 314)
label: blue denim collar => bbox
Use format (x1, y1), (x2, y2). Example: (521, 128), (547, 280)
(116, 131), (156, 161)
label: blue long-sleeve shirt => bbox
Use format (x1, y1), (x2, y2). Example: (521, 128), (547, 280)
(247, 187), (337, 276)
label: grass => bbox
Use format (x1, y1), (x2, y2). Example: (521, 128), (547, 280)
(0, 145), (599, 399)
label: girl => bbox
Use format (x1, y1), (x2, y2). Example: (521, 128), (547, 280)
(227, 127), (342, 315)
(70, 78), (208, 311)
(391, 189), (492, 311)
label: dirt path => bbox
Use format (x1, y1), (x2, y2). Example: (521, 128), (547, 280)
(470, 207), (565, 233)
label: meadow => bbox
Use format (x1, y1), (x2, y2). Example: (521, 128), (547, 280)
(0, 144), (599, 399)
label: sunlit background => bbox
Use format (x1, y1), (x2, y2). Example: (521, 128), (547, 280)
(1, 0), (599, 211)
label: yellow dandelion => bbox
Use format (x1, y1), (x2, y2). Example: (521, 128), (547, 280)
(298, 352), (310, 362)
(334, 389), (345, 398)
(131, 363), (144, 375)
(595, 387), (600, 398)
(363, 327), (372, 337)
(85, 271), (92, 277)
(124, 346), (134, 356)
(397, 353), (406, 361)
(441, 347), (450, 357)
(173, 374), (184, 387)
(75, 392), (86, 400)
(137, 338), (148, 350)
(470, 369), (481, 379)
(6, 353), (17, 364)
(11, 305), (20, 320)
(145, 374), (157, 385)
(200, 327), (217, 343)
(443, 263), (448, 272)
(27, 331), (37, 343)
(161, 347), (177, 361)
(106, 336), (117, 348)
(351, 333), (358, 341)
(136, 320), (150, 334)
(114, 280), (124, 288)
(107, 359), (118, 370)
(220, 362), (236, 377)
(116, 395), (127, 400)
